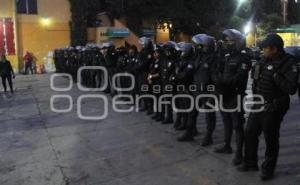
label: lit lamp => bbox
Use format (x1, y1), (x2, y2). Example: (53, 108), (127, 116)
(236, 0), (247, 11)
(41, 17), (51, 27)
(244, 22), (252, 35)
(244, 21), (257, 47)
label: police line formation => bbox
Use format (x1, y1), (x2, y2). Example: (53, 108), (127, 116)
(54, 29), (300, 181)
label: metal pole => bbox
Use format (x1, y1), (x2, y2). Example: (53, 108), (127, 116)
(282, 0), (288, 25)
(254, 24), (257, 47)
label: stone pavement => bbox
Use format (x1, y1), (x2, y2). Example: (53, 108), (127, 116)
(0, 73), (299, 185)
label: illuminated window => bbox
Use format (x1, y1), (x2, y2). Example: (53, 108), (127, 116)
(17, 0), (38, 14)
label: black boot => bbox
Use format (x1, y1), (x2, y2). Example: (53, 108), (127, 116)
(147, 109), (154, 115)
(162, 117), (173, 124)
(260, 170), (274, 181)
(176, 115), (187, 130)
(201, 135), (213, 147)
(164, 105), (173, 124)
(177, 130), (194, 142)
(193, 128), (199, 137)
(139, 106), (147, 112)
(146, 100), (153, 115)
(156, 114), (164, 122)
(237, 163), (259, 172)
(151, 113), (158, 120)
(214, 145), (233, 154)
(232, 154), (243, 166)
(176, 123), (186, 131)
(174, 115), (182, 130)
(234, 135), (244, 165)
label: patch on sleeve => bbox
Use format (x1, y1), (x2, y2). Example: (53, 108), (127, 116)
(203, 63), (209, 68)
(267, 65), (273, 70)
(241, 63), (248, 70)
(292, 65), (298, 73)
(187, 64), (193, 69)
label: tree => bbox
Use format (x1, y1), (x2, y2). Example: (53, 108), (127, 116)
(287, 0), (298, 24)
(69, 0), (89, 46)
(69, 0), (289, 44)
(106, 0), (240, 36)
(256, 13), (283, 41)
(252, 0), (281, 22)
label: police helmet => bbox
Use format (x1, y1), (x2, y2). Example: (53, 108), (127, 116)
(102, 42), (114, 49)
(139, 37), (152, 49)
(192, 34), (215, 53)
(222, 29), (246, 51)
(175, 42), (194, 58)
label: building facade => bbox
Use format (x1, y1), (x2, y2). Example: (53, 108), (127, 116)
(0, 0), (70, 72)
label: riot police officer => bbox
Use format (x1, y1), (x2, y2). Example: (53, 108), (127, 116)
(171, 42), (194, 130)
(103, 42), (118, 96)
(238, 34), (298, 181)
(160, 41), (177, 124)
(84, 47), (94, 87)
(64, 47), (72, 75)
(148, 44), (164, 121)
(91, 46), (105, 88)
(126, 45), (139, 100)
(54, 49), (62, 73)
(69, 47), (79, 81)
(61, 48), (69, 74)
(137, 37), (154, 114)
(212, 29), (251, 166)
(178, 34), (217, 145)
(78, 47), (88, 86)
(115, 46), (129, 95)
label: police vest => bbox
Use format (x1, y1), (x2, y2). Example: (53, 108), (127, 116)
(193, 54), (215, 85)
(253, 55), (295, 101)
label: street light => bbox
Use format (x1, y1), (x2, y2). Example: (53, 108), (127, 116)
(244, 21), (258, 47)
(235, 0), (247, 14)
(238, 0), (247, 6)
(244, 22), (252, 35)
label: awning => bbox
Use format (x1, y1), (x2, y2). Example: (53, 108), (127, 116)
(141, 29), (155, 36)
(276, 27), (300, 33)
(106, 28), (130, 38)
